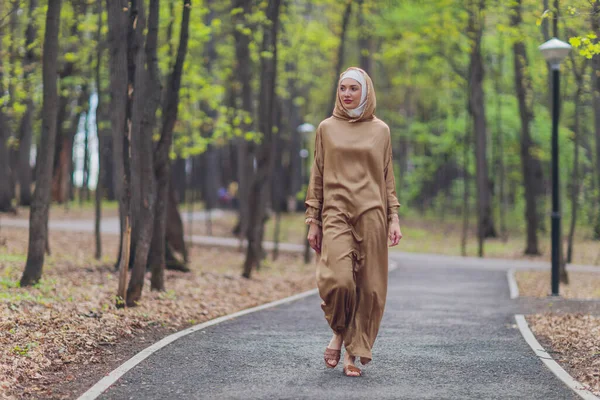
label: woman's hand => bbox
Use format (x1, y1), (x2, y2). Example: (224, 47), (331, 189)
(388, 220), (402, 247)
(307, 223), (323, 253)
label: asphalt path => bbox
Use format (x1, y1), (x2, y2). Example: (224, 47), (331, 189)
(98, 257), (579, 400)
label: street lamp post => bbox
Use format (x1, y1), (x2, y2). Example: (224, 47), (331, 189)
(539, 38), (571, 296)
(297, 123), (315, 264)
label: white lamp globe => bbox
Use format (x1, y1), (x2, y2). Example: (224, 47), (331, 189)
(539, 38), (572, 69)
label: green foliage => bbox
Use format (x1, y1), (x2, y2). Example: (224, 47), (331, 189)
(1, 0), (599, 239)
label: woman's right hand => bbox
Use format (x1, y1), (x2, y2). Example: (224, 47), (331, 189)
(307, 223), (322, 254)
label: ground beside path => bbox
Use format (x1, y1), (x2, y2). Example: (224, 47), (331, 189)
(99, 258), (579, 400)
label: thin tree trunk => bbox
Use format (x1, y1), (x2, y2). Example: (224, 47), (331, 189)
(511, 0), (541, 255)
(233, 0), (254, 247)
(271, 100), (284, 261)
(82, 109), (91, 203)
(0, 9), (15, 213)
(95, 0), (104, 260)
(8, 0), (20, 201)
(566, 51), (586, 269)
(461, 110), (470, 257)
(117, 216), (131, 306)
(591, 0), (600, 240)
(165, 186), (188, 267)
(329, 1), (353, 114)
(0, 111), (14, 212)
(20, 0), (63, 286)
(494, 32), (508, 242)
(467, 0), (496, 258)
(243, 0), (282, 278)
(567, 89), (581, 265)
(357, 0), (372, 75)
(126, 0), (161, 307)
(199, 3), (220, 236)
(102, 136), (115, 200)
(150, 0), (191, 291)
(106, 0), (129, 271)
(51, 4), (87, 204)
(18, 0), (36, 206)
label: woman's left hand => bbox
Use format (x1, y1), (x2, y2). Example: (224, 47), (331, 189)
(388, 221), (402, 247)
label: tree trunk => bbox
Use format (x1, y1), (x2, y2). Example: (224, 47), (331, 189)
(567, 81), (581, 266)
(0, 9), (14, 213)
(126, 0), (161, 307)
(7, 0), (20, 201)
(494, 32), (508, 241)
(171, 157), (186, 203)
(166, 187), (188, 266)
(329, 1), (353, 114)
(20, 0), (62, 286)
(285, 63), (302, 209)
(511, 0), (541, 255)
(53, 88), (88, 204)
(564, 45), (585, 272)
(199, 2), (220, 238)
(591, 0), (600, 240)
(357, 0), (372, 75)
(467, 0), (496, 258)
(82, 109), (91, 203)
(150, 0), (191, 291)
(51, 5), (87, 204)
(271, 100), (284, 261)
(95, 0), (104, 260)
(242, 0), (282, 278)
(16, 0), (37, 206)
(0, 111), (14, 212)
(233, 0), (254, 246)
(461, 108), (470, 257)
(106, 0), (129, 272)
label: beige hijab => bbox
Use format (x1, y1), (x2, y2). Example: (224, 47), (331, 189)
(333, 67), (376, 123)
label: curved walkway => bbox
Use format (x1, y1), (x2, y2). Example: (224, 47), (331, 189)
(91, 255), (583, 399)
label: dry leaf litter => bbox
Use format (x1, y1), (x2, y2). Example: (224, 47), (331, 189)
(0, 227), (315, 399)
(527, 314), (600, 396)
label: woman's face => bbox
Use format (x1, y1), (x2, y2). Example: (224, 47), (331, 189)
(339, 78), (362, 109)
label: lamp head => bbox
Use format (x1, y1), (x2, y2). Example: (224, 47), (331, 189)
(539, 38), (572, 69)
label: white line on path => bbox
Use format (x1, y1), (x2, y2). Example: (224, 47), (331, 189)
(514, 314), (599, 400)
(507, 269), (519, 299)
(77, 259), (399, 400)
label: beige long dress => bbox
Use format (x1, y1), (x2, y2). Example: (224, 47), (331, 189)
(305, 67), (400, 363)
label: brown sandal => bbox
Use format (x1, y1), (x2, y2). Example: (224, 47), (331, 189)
(343, 364), (362, 377)
(324, 348), (341, 368)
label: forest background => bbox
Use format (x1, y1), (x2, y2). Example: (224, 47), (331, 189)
(0, 0), (600, 310)
(3, 0), (600, 398)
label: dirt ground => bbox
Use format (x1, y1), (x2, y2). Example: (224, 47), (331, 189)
(0, 227), (315, 399)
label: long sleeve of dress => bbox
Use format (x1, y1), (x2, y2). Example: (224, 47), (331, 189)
(305, 126), (324, 224)
(384, 134), (401, 221)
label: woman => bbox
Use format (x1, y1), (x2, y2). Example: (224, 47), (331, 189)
(305, 67), (403, 377)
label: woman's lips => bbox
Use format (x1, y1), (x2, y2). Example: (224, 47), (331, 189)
(343, 99), (352, 104)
